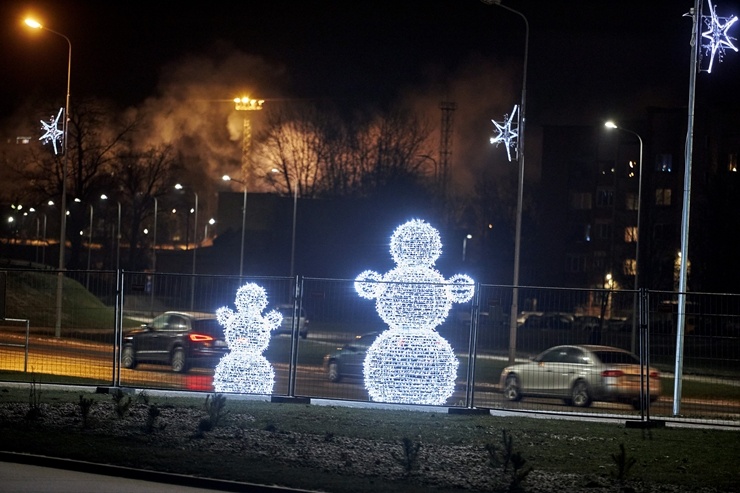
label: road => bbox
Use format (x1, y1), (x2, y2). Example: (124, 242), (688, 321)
(1, 332), (738, 421)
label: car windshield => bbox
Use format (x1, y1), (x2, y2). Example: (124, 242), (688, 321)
(191, 319), (223, 337)
(592, 350), (639, 365)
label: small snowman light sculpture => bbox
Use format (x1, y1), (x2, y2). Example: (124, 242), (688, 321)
(213, 283), (282, 394)
(355, 219), (474, 405)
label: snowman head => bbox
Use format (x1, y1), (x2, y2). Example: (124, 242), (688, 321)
(235, 283), (268, 313)
(390, 219), (441, 268)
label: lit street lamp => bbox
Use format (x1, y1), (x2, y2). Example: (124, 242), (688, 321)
(100, 194), (121, 272)
(481, 0), (529, 365)
(222, 175), (248, 277)
(462, 234), (472, 262)
(605, 120), (644, 352)
(25, 17), (72, 338)
(175, 184), (198, 310)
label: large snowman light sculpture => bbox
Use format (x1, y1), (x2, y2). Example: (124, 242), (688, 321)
(355, 219), (475, 405)
(213, 283), (282, 394)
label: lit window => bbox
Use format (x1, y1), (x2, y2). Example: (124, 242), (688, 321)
(624, 258), (636, 276)
(624, 226), (638, 243)
(625, 192), (639, 211)
(655, 154), (672, 172)
(729, 153), (738, 172)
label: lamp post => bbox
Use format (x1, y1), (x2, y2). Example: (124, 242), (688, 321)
(222, 175), (248, 277)
(290, 182), (298, 279)
(605, 121), (643, 353)
(25, 17), (72, 338)
(74, 198), (94, 288)
(481, 0), (529, 365)
(462, 234), (472, 262)
(175, 184), (198, 309)
(100, 194), (121, 272)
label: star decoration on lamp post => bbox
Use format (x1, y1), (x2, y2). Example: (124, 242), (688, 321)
(490, 104), (519, 162)
(39, 107), (65, 155)
(700, 0), (738, 73)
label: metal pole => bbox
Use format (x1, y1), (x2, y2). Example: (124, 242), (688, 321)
(150, 197), (157, 316)
(116, 201), (121, 272)
(674, 0), (702, 416)
(482, 1), (529, 365)
(290, 184), (298, 279)
(191, 192), (198, 310)
(86, 204), (93, 289)
(240, 186), (247, 277)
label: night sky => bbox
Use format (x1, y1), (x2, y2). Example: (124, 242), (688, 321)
(1, 0), (739, 193)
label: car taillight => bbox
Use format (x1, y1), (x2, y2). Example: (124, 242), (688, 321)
(649, 371), (660, 379)
(189, 333), (214, 342)
(601, 370), (624, 378)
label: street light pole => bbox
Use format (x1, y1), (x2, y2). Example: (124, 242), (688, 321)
(175, 184), (198, 310)
(290, 183), (298, 279)
(605, 121), (644, 353)
(222, 175), (247, 277)
(481, 0), (529, 365)
(25, 18), (72, 338)
(101, 194), (121, 271)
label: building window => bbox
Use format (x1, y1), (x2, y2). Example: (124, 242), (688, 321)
(623, 258), (637, 276)
(655, 154), (672, 172)
(595, 221), (612, 240)
(596, 188), (614, 208)
(570, 192), (592, 210)
(729, 153), (738, 173)
(625, 192), (638, 211)
(656, 188), (672, 206)
(624, 226), (637, 243)
(593, 251), (606, 271)
(567, 254), (587, 273)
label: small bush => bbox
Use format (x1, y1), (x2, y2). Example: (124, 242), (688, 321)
(24, 377), (42, 421)
(391, 437), (421, 476)
(111, 388), (131, 419)
(144, 405), (160, 434)
(611, 442), (637, 482)
(78, 395), (95, 428)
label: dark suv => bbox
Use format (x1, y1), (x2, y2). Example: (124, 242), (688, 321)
(121, 311), (228, 373)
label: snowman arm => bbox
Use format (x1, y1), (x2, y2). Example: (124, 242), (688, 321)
(355, 270), (383, 299)
(447, 274), (475, 303)
(264, 310), (283, 330)
(216, 307), (234, 326)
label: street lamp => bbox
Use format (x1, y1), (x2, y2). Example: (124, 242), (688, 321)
(175, 184), (198, 310)
(462, 234), (472, 262)
(25, 17), (72, 338)
(222, 175), (248, 277)
(481, 0), (529, 365)
(605, 120), (644, 352)
(74, 198), (94, 288)
(100, 195), (121, 271)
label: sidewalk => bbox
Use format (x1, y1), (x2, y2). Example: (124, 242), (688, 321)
(0, 453), (315, 493)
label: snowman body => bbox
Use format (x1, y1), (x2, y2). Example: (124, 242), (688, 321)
(213, 283), (282, 394)
(356, 219), (474, 405)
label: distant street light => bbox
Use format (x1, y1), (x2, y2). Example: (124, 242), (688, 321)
(605, 120), (644, 353)
(25, 17), (72, 338)
(175, 184), (198, 309)
(222, 175), (248, 276)
(100, 194), (121, 272)
(462, 234), (472, 262)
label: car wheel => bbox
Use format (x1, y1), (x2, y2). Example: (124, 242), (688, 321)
(171, 347), (188, 373)
(328, 362), (341, 383)
(121, 345), (137, 369)
(502, 374), (522, 402)
(571, 380), (592, 407)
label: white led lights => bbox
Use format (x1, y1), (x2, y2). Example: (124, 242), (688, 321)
(213, 283), (282, 394)
(701, 0), (738, 73)
(39, 107), (64, 155)
(355, 219), (475, 405)
(490, 105), (519, 162)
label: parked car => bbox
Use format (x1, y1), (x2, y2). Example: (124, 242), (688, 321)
(323, 332), (380, 382)
(499, 344), (660, 409)
(121, 311), (228, 373)
(519, 312), (574, 330)
(273, 304), (309, 338)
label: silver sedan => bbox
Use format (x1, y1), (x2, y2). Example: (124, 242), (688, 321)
(499, 344), (661, 409)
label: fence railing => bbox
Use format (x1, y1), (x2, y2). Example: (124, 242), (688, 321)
(0, 268), (737, 426)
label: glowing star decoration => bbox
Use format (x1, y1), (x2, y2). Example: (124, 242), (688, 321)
(355, 219), (475, 405)
(213, 283), (282, 394)
(39, 107), (65, 155)
(701, 0), (738, 73)
(490, 104), (519, 162)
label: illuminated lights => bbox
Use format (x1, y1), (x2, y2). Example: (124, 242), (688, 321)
(701, 0), (738, 73)
(213, 283), (282, 394)
(234, 97), (265, 111)
(39, 107), (64, 155)
(490, 105), (519, 162)
(355, 219), (475, 405)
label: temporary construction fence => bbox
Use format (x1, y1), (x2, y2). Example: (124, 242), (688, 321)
(0, 268), (738, 427)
